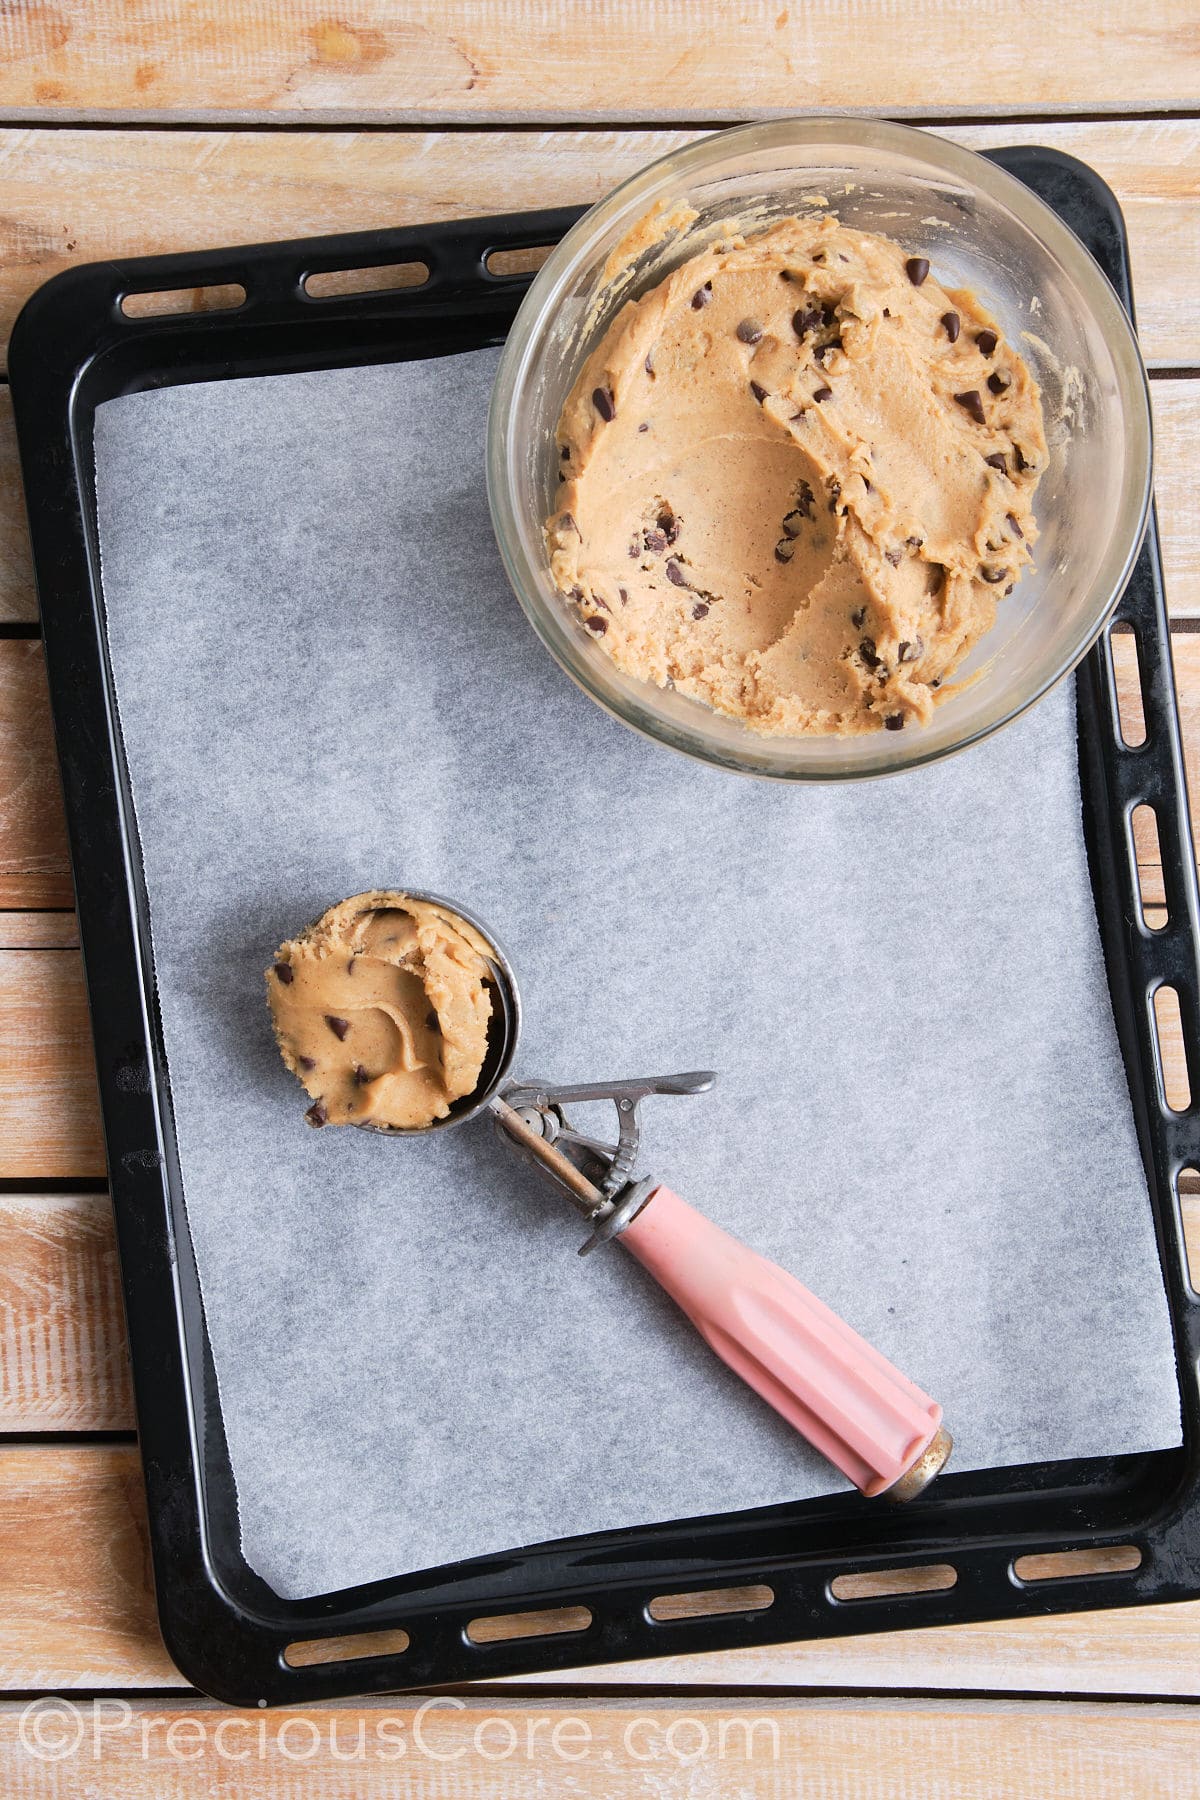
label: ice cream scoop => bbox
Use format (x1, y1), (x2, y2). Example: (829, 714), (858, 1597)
(271, 888), (951, 1502)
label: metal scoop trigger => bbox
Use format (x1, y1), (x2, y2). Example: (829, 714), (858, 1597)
(493, 1071), (716, 1245)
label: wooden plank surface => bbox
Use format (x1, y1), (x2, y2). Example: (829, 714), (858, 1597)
(0, 948), (104, 1178)
(0, 2), (1196, 122)
(1, 1695), (1197, 1799)
(0, 1195), (131, 1430)
(0, 121), (1194, 373)
(0, 638), (70, 905)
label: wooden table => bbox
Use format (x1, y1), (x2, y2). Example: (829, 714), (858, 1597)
(1, 7), (1199, 1794)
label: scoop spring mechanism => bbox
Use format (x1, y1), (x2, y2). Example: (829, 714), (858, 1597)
(492, 1070), (716, 1255)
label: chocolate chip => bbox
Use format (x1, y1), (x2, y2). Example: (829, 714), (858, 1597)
(954, 389), (986, 425)
(354, 1063), (371, 1085)
(906, 535), (924, 550)
(637, 421), (649, 433)
(781, 509), (806, 537)
(898, 636), (924, 662)
(885, 547), (903, 567)
(813, 385), (833, 403)
(691, 282), (713, 309)
(814, 338), (843, 364)
(305, 1100), (327, 1128)
(273, 961), (293, 984)
(659, 511), (680, 542)
(665, 559), (691, 588)
(325, 1015), (350, 1040)
(975, 329), (999, 356)
(1006, 511), (1024, 539)
(905, 256), (930, 286)
(984, 452), (1008, 473)
(1004, 584), (1014, 596)
(297, 1054), (316, 1071)
(1014, 443), (1031, 473)
(882, 306), (892, 318)
(828, 479), (842, 512)
(859, 637), (882, 669)
(931, 677), (942, 689)
(749, 380), (768, 403)
(941, 310), (960, 342)
(884, 713), (906, 730)
(568, 584), (584, 601)
(593, 593), (611, 611)
(792, 305), (823, 338)
(851, 606), (867, 628)
(987, 370), (1011, 396)
(692, 601), (710, 618)
(774, 539), (796, 563)
(979, 565), (1008, 584)
(644, 530), (667, 553)
(592, 385), (615, 421)
(618, 586), (629, 604)
(644, 351), (655, 377)
(736, 317), (764, 344)
(585, 615), (608, 633)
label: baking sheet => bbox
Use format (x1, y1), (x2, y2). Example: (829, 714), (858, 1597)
(92, 346), (1181, 1601)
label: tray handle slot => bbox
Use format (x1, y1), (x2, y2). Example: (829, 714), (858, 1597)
(828, 1563), (956, 1603)
(485, 243), (556, 279)
(120, 282), (248, 320)
(1152, 982), (1193, 1113)
(1109, 617), (1148, 749)
(283, 1625), (411, 1669)
(647, 1584), (775, 1622)
(302, 259), (432, 300)
(465, 1604), (593, 1645)
(1011, 1544), (1141, 1583)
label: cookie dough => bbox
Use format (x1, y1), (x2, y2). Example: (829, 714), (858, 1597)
(548, 216), (1047, 736)
(267, 891), (494, 1130)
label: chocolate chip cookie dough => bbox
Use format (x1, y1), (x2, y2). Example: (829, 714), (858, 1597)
(548, 216), (1047, 736)
(267, 891), (493, 1130)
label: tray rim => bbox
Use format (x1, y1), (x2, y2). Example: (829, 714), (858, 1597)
(10, 150), (1200, 1707)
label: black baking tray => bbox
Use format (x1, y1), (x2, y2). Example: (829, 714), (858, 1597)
(10, 145), (1200, 1706)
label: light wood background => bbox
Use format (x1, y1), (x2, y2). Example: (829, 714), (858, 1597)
(1, 6), (1199, 1795)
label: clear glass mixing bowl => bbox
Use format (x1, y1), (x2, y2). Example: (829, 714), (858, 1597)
(486, 118), (1152, 780)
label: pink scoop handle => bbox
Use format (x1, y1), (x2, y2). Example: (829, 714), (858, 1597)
(620, 1185), (942, 1497)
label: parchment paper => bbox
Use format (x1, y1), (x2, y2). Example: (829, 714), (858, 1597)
(92, 347), (1181, 1600)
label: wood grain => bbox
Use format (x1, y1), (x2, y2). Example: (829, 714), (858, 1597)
(0, 2), (1196, 121)
(0, 121), (1194, 373)
(1, 1694), (1197, 1798)
(0, 393), (33, 626)
(4, 1444), (1200, 1699)
(0, 638), (70, 905)
(0, 948), (104, 1178)
(0, 1194), (131, 1430)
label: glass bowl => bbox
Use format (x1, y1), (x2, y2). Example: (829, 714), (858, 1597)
(486, 118), (1152, 780)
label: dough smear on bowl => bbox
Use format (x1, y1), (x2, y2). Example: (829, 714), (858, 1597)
(267, 891), (493, 1130)
(547, 215), (1048, 737)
